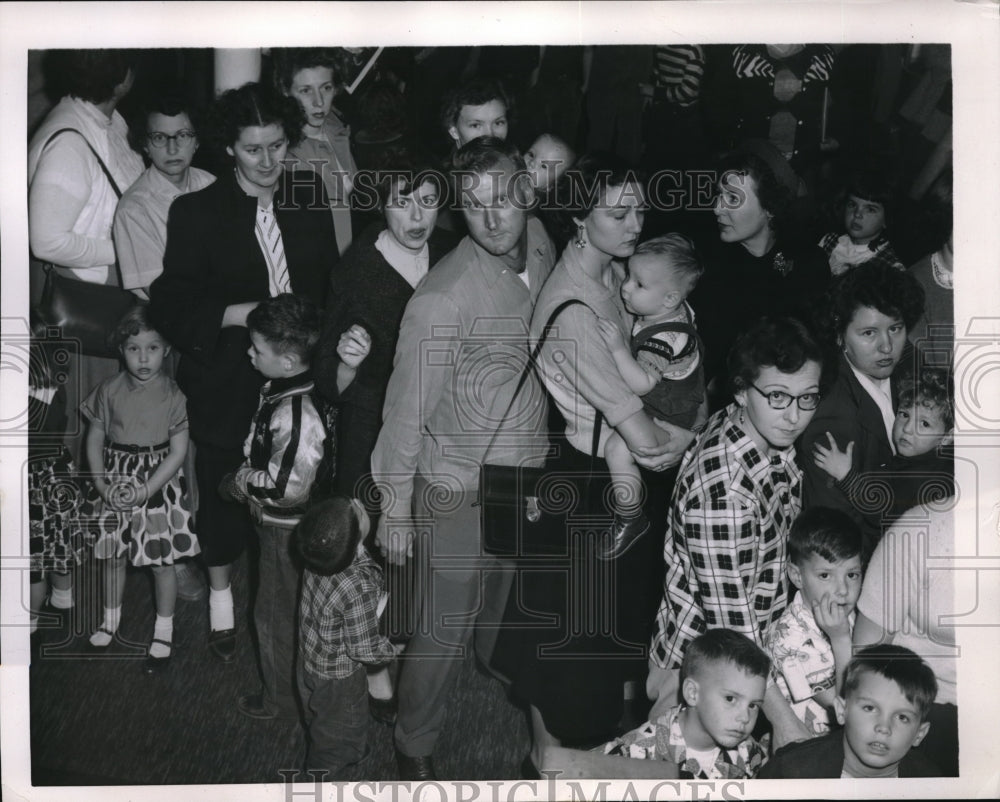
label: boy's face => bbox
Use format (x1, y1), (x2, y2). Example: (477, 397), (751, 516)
(835, 671), (930, 776)
(621, 253), (683, 318)
(247, 330), (292, 379)
(892, 402), (952, 458)
(524, 136), (571, 190)
(682, 660), (765, 750)
(844, 194), (886, 245)
(788, 552), (863, 612)
(448, 99), (508, 147)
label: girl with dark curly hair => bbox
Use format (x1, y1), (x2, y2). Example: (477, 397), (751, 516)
(798, 261), (926, 559)
(149, 82), (337, 687)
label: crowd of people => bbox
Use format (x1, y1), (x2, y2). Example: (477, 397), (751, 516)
(26, 45), (958, 782)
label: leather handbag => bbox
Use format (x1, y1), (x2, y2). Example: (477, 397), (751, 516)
(30, 128), (139, 359)
(479, 299), (611, 558)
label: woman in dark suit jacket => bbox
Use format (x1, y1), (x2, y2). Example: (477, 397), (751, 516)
(150, 83), (338, 662)
(314, 154), (455, 499)
(798, 262), (925, 559)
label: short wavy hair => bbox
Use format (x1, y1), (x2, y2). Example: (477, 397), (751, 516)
(825, 262), (926, 341)
(544, 152), (644, 248)
(716, 144), (796, 237)
(372, 150), (446, 212)
(728, 315), (829, 397)
(206, 82), (305, 155)
(843, 644), (938, 722)
(270, 47), (351, 94)
(128, 90), (204, 153)
(898, 367), (954, 430)
(46, 49), (134, 105)
(439, 78), (512, 134)
(108, 303), (159, 352)
(448, 135), (527, 210)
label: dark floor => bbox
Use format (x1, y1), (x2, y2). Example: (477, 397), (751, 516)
(29, 551), (532, 786)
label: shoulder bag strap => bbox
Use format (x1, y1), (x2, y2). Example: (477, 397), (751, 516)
(37, 127), (126, 287)
(484, 298), (604, 463)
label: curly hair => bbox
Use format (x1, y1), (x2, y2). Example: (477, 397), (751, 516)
(439, 78), (513, 136)
(898, 367), (954, 430)
(270, 47), (357, 94)
(47, 49), (134, 105)
(825, 262), (926, 341)
(107, 304), (161, 351)
(205, 82), (305, 155)
(728, 315), (829, 397)
(543, 152), (644, 248)
(716, 144), (795, 238)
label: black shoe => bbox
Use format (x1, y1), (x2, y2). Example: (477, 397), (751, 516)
(369, 693), (398, 725)
(143, 638), (172, 674)
(395, 750), (436, 781)
(237, 693), (277, 720)
(597, 513), (650, 561)
(208, 628), (236, 663)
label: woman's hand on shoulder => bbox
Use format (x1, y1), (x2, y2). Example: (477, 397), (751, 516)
(630, 419), (695, 471)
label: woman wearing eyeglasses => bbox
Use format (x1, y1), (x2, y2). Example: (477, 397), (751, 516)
(114, 93), (215, 301)
(646, 316), (829, 747)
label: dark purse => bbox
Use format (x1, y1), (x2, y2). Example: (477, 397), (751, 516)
(479, 300), (611, 557)
(30, 128), (139, 359)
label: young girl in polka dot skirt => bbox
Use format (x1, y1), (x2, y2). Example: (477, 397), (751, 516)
(83, 306), (198, 672)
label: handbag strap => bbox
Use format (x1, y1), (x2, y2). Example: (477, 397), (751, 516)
(37, 127), (126, 287)
(484, 298), (604, 464)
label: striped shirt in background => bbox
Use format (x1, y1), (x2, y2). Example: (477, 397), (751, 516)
(651, 45), (706, 107)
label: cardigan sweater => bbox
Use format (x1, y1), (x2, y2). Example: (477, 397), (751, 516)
(150, 169), (337, 449)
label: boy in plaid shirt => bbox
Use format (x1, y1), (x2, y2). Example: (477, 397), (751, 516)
(294, 496), (398, 776)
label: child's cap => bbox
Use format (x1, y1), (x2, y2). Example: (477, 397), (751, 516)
(842, 644), (938, 722)
(680, 628), (771, 685)
(294, 495), (370, 575)
(787, 506), (863, 566)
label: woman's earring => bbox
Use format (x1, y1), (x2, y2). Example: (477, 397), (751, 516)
(575, 225), (587, 250)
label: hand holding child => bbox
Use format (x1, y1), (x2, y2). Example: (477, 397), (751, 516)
(596, 318), (628, 357)
(812, 432), (854, 481)
(337, 325), (372, 369)
(375, 517), (415, 566)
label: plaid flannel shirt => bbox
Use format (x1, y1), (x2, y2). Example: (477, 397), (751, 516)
(651, 405), (801, 668)
(600, 704), (767, 779)
(299, 545), (396, 680)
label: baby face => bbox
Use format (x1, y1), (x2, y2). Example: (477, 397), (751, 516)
(789, 552), (863, 613)
(524, 135), (572, 190)
(682, 660), (765, 750)
(892, 401), (951, 458)
(621, 253), (684, 318)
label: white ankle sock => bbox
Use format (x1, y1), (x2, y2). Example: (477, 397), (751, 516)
(209, 585), (234, 632)
(149, 614), (173, 658)
(89, 605), (122, 647)
(50, 585), (74, 609)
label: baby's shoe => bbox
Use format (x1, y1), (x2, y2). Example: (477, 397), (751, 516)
(597, 512), (650, 561)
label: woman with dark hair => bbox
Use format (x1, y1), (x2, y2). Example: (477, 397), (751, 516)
(312, 153), (456, 725)
(691, 140), (829, 408)
(28, 49), (145, 462)
(495, 153), (694, 766)
(272, 47), (358, 254)
(149, 82), (337, 689)
(647, 315), (828, 748)
(798, 261), (926, 559)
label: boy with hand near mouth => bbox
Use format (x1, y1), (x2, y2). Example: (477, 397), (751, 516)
(765, 506), (864, 734)
(599, 628), (769, 779)
(760, 643), (940, 778)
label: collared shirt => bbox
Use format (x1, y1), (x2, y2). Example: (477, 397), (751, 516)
(80, 371), (188, 446)
(531, 245), (643, 456)
(374, 228), (429, 289)
(253, 201), (292, 297)
(847, 360), (896, 453)
(600, 704), (767, 779)
(235, 370), (335, 527)
(28, 96), (144, 283)
(650, 404), (802, 668)
(765, 591), (855, 734)
(114, 165), (216, 296)
(371, 218), (554, 516)
(299, 545), (397, 680)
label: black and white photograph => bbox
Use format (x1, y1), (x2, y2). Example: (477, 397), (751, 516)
(2, 2), (998, 801)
